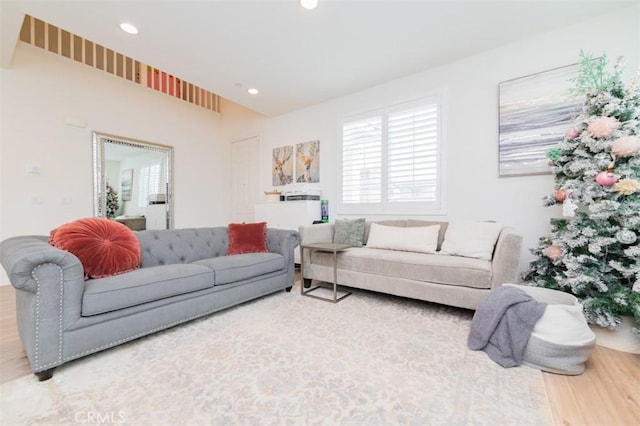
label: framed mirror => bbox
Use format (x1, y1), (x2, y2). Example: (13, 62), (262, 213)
(93, 131), (174, 230)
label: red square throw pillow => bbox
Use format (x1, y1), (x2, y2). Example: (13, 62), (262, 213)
(227, 222), (268, 255)
(49, 217), (141, 280)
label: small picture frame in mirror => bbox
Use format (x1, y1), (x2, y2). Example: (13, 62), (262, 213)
(121, 169), (133, 201)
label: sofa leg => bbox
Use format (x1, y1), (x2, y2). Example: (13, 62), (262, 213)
(285, 286), (293, 292)
(303, 278), (312, 288)
(35, 368), (55, 381)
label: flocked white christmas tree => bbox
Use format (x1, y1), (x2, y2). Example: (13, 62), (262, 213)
(105, 183), (120, 219)
(525, 52), (640, 333)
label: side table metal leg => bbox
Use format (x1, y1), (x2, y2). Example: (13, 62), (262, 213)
(333, 250), (338, 302)
(300, 247), (305, 295)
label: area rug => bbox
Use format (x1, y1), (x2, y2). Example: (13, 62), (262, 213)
(1, 283), (553, 425)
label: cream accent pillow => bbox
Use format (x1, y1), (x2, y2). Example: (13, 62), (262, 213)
(440, 221), (503, 260)
(366, 223), (440, 254)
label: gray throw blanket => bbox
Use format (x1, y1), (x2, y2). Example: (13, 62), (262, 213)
(468, 286), (546, 368)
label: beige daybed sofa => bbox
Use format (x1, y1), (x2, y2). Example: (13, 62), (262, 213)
(299, 219), (522, 310)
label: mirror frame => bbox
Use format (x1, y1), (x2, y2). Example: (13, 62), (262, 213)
(92, 131), (174, 229)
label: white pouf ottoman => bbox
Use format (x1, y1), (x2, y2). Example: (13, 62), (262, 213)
(503, 284), (596, 375)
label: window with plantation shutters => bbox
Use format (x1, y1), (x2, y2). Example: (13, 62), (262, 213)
(339, 95), (444, 215)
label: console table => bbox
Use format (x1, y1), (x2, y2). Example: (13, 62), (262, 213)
(300, 242), (351, 303)
(115, 216), (146, 231)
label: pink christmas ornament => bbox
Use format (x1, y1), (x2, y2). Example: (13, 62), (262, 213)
(554, 188), (566, 203)
(611, 135), (640, 157)
(595, 170), (618, 186)
(564, 127), (580, 139)
(587, 116), (620, 139)
(544, 245), (563, 260)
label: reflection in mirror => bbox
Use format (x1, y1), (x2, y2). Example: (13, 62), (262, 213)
(93, 132), (174, 230)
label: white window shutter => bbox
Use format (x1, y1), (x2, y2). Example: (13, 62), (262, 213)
(387, 103), (439, 202)
(138, 164), (161, 208)
(341, 116), (382, 204)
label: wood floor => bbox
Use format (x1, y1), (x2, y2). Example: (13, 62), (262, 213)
(1, 284), (638, 425)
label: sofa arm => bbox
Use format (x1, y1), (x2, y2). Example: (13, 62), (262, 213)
(1, 236), (84, 293)
(299, 223), (334, 245)
(266, 228), (300, 270)
(0, 235), (86, 372)
(298, 223), (334, 277)
(490, 227), (523, 289)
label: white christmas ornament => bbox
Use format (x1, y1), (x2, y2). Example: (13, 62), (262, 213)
(562, 198), (579, 217)
(615, 229), (637, 244)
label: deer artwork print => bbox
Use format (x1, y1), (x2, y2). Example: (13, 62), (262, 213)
(295, 140), (320, 183)
(272, 146), (293, 186)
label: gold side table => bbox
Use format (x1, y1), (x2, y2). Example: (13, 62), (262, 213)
(300, 242), (352, 303)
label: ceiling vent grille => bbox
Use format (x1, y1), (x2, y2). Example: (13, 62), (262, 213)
(18, 14), (220, 113)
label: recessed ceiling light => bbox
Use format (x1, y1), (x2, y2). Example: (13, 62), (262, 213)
(120, 22), (139, 35)
(248, 88), (259, 95)
(300, 0), (318, 10)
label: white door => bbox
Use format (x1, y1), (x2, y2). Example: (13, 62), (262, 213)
(231, 136), (260, 223)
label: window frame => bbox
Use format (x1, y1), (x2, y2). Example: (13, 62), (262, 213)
(337, 93), (446, 216)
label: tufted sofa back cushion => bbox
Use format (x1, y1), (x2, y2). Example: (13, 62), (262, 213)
(136, 227), (229, 268)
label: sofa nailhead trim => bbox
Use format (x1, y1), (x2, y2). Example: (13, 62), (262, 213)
(33, 269), (40, 367)
(32, 263), (64, 372)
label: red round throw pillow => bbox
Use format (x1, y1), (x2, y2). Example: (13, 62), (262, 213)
(49, 217), (141, 279)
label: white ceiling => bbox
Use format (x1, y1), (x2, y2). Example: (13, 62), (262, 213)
(1, 0), (635, 117)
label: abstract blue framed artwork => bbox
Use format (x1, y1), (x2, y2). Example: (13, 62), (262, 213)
(498, 64), (583, 177)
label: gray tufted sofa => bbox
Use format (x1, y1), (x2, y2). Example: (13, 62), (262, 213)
(0, 227), (299, 381)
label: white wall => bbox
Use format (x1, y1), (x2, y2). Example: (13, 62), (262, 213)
(252, 5), (640, 274)
(0, 42), (236, 283)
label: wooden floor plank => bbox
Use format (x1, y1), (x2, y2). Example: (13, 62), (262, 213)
(542, 345), (640, 425)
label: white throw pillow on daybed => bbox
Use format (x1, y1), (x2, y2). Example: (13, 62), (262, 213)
(440, 221), (503, 260)
(366, 223), (440, 254)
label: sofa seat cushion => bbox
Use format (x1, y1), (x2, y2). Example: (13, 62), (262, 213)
(309, 247), (492, 289)
(194, 252), (285, 285)
(82, 264), (214, 316)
